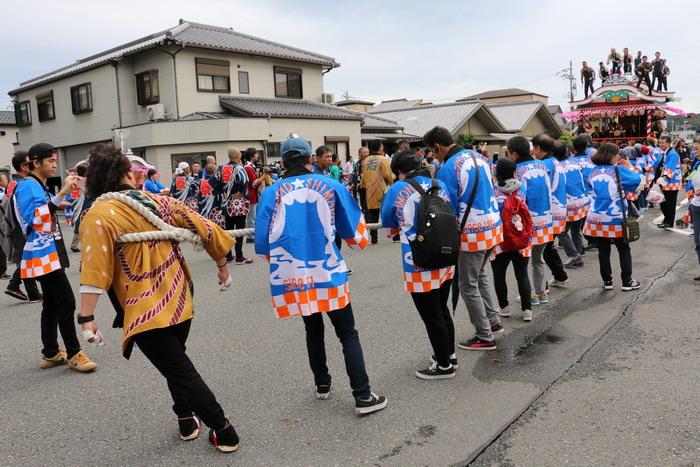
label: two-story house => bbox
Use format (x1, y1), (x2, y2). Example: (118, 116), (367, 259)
(0, 111), (18, 178)
(8, 20), (375, 183)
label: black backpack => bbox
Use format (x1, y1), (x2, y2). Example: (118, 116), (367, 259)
(0, 195), (28, 264)
(404, 178), (461, 269)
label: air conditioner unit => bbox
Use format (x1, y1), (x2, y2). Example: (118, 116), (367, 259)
(147, 104), (165, 121)
(322, 93), (335, 105)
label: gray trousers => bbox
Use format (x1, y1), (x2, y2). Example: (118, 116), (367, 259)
(558, 218), (585, 258)
(70, 232), (81, 250)
(457, 249), (499, 342)
(530, 243), (548, 295)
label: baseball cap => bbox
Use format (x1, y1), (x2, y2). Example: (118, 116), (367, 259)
(281, 138), (312, 161)
(641, 145), (650, 155)
(28, 143), (57, 161)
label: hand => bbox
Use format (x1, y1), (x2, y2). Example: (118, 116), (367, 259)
(81, 321), (104, 346)
(58, 175), (79, 197)
(619, 158), (632, 169)
(217, 266), (232, 292)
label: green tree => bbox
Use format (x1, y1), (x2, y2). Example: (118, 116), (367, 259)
(457, 132), (475, 147)
(559, 129), (574, 147)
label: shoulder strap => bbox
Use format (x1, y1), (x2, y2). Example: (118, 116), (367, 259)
(404, 177), (425, 196)
(460, 153), (480, 233)
(614, 165), (627, 221)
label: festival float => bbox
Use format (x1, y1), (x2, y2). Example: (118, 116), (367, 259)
(559, 74), (686, 142)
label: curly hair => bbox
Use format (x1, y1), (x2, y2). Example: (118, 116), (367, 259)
(85, 143), (131, 199)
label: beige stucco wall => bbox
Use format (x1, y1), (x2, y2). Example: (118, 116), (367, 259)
(519, 114), (547, 138)
(0, 126), (17, 172)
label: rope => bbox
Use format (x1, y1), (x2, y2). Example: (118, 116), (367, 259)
(93, 192), (384, 247)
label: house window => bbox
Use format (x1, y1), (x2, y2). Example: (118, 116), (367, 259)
(266, 142), (281, 159)
(135, 70), (159, 105)
(14, 101), (31, 127)
(238, 71), (249, 94)
(70, 83), (93, 114)
(36, 91), (55, 122)
(274, 66), (303, 98)
(196, 58), (230, 93)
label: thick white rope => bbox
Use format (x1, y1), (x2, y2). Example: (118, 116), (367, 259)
(93, 192), (383, 247)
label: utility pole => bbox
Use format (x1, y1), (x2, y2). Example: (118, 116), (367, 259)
(557, 61), (577, 106)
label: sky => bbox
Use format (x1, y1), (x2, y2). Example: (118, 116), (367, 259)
(2, 0), (699, 115)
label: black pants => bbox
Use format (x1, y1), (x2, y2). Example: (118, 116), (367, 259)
(490, 251), (532, 311)
(655, 73), (667, 92)
(225, 215), (246, 261)
(133, 320), (227, 431)
(543, 241), (568, 282)
(0, 247), (6, 276)
(612, 62), (621, 74)
(598, 237), (632, 285)
(365, 209), (380, 244)
(637, 73), (651, 91)
(7, 264), (41, 299)
(36, 269), (80, 358)
(301, 303), (371, 399)
(584, 78), (594, 98)
(660, 189), (679, 226)
(409, 279), (455, 368)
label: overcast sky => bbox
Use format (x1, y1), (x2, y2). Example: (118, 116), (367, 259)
(2, 0), (699, 115)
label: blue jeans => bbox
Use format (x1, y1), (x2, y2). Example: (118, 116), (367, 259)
(691, 205), (700, 265)
(301, 303), (371, 399)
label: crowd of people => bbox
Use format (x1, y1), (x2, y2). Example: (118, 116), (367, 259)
(579, 48), (670, 98)
(1, 127), (699, 455)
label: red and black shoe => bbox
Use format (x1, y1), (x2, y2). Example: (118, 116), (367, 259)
(458, 337), (497, 351)
(178, 414), (201, 441)
(209, 420), (239, 453)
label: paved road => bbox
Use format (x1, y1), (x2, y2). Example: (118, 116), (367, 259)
(1, 205), (698, 466)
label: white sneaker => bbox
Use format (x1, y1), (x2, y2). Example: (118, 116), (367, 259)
(548, 278), (570, 287)
(522, 310), (533, 322)
(498, 307), (512, 317)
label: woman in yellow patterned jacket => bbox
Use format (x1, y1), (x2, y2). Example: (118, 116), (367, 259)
(77, 143), (239, 453)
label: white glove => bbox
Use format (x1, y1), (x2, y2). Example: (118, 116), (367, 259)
(83, 329), (104, 346)
(658, 176), (668, 187)
(218, 275), (233, 292)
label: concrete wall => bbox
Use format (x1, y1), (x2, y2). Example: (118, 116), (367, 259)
(0, 125), (17, 172)
(520, 114), (547, 138)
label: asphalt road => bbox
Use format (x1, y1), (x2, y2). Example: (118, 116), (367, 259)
(1, 204), (698, 466)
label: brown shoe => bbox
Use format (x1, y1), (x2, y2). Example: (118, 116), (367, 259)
(40, 348), (68, 368)
(67, 350), (97, 373)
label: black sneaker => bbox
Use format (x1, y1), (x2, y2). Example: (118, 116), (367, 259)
(178, 414), (200, 441)
(316, 381), (332, 399)
(209, 420), (239, 453)
(416, 363), (455, 380)
(621, 280), (641, 291)
(430, 354), (458, 369)
(354, 393), (388, 415)
(5, 289), (28, 301)
(491, 322), (505, 334)
(603, 281), (614, 290)
(458, 337), (496, 351)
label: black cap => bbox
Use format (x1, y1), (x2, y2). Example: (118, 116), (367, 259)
(27, 143), (57, 161)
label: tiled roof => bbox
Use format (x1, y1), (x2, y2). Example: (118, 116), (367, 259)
(487, 101), (543, 132)
(369, 101), (505, 137)
(219, 96), (362, 120)
(0, 110), (15, 126)
(361, 113), (402, 130)
(457, 88), (548, 101)
(369, 98), (423, 113)
(10, 20), (339, 95)
(335, 99), (375, 106)
(179, 111), (231, 120)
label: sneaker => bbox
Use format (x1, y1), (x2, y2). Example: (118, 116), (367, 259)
(70, 248), (80, 253)
(538, 293), (549, 304)
(5, 289), (28, 301)
(316, 381), (332, 400)
(209, 420), (239, 453)
(347, 269), (353, 275)
(498, 307), (512, 317)
(0, 273), (10, 279)
(530, 296), (540, 306)
(235, 257), (253, 265)
(548, 278), (570, 287)
(28, 296), (43, 303)
(245, 238), (255, 243)
(430, 354), (459, 370)
(354, 393), (388, 415)
(458, 337), (496, 351)
(522, 310), (533, 322)
(415, 363), (455, 380)
(564, 255), (584, 268)
(178, 414), (201, 441)
(491, 322), (505, 334)
(40, 348), (68, 369)
(603, 281), (614, 290)
(67, 350), (97, 373)
(621, 280), (641, 291)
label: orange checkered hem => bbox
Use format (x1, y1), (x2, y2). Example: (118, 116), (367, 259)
(661, 183), (682, 191)
(531, 226), (555, 246)
(21, 251), (61, 279)
(272, 283), (350, 319)
(404, 266), (455, 293)
(346, 221), (369, 250)
(32, 205), (53, 234)
(384, 227), (400, 238)
(583, 222), (622, 238)
(552, 217), (566, 235)
(566, 206), (588, 222)
(627, 192), (639, 201)
(460, 226), (503, 252)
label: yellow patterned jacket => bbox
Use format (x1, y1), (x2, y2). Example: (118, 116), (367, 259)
(79, 189), (234, 356)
